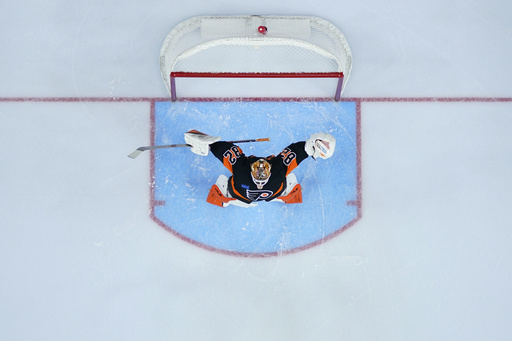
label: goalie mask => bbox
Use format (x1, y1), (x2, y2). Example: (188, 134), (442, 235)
(250, 159), (271, 189)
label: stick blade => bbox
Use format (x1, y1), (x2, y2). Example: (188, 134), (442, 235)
(127, 148), (144, 159)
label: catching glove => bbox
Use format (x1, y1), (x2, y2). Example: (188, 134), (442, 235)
(305, 132), (336, 159)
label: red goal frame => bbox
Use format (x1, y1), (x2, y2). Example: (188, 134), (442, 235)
(169, 71), (345, 102)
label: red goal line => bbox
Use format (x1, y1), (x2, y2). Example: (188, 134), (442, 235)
(0, 96), (511, 103)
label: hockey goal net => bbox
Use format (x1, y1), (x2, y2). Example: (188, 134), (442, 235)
(160, 15), (352, 101)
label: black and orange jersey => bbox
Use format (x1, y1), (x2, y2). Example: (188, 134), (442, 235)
(210, 141), (309, 203)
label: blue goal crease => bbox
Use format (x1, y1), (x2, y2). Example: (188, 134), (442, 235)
(152, 100), (359, 255)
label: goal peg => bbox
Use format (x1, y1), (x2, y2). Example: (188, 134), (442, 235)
(258, 26), (267, 35)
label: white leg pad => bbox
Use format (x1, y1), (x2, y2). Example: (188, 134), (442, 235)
(281, 173), (298, 197)
(272, 173), (298, 203)
(215, 174), (231, 197)
(226, 200), (258, 208)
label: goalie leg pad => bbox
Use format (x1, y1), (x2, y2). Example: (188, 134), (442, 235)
(228, 199), (258, 208)
(276, 174), (302, 204)
(206, 174), (234, 207)
(206, 184), (235, 207)
(277, 184), (302, 204)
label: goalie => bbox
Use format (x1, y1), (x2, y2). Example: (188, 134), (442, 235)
(184, 130), (336, 208)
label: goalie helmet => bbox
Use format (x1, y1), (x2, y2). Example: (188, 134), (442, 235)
(250, 159), (271, 189)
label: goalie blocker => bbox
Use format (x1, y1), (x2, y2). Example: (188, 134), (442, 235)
(184, 130), (336, 207)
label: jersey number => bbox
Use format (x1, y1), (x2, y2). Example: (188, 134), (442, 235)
(223, 146), (242, 165)
(280, 147), (296, 166)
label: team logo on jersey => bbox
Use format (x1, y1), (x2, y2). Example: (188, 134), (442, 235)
(246, 189), (273, 201)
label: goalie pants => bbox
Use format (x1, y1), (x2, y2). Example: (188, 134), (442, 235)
(206, 174), (302, 208)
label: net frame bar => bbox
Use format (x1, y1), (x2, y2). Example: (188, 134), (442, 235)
(169, 71), (344, 101)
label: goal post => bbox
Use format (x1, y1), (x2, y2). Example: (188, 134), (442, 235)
(160, 15), (352, 101)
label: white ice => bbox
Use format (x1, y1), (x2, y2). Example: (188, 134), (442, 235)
(1, 1), (512, 340)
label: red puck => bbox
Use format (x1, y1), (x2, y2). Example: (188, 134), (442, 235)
(258, 26), (267, 34)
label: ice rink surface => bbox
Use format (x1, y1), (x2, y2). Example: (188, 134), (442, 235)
(1, 1), (512, 340)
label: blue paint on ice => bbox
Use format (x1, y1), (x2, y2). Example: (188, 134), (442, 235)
(153, 101), (359, 255)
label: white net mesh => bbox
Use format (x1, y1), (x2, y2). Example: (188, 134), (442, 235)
(159, 15), (352, 99)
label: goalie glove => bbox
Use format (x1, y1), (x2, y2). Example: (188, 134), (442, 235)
(305, 132), (336, 159)
(184, 130), (221, 156)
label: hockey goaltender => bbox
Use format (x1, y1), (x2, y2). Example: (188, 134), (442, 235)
(184, 130), (336, 208)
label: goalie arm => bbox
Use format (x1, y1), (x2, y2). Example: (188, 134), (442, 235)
(278, 141), (309, 175)
(210, 141), (246, 174)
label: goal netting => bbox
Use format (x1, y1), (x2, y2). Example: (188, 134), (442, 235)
(160, 15), (352, 101)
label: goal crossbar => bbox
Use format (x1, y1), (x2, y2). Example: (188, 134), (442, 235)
(170, 71), (345, 101)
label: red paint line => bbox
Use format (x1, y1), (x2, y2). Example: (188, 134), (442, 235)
(1, 96), (511, 103)
(346, 97), (512, 103)
(176, 97), (335, 102)
(149, 100), (159, 214)
(347, 200), (357, 205)
(355, 99), (362, 221)
(0, 97), (170, 103)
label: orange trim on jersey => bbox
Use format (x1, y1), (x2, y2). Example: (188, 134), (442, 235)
(230, 177), (247, 201)
(270, 182), (284, 199)
(223, 157), (234, 173)
(286, 158), (299, 176)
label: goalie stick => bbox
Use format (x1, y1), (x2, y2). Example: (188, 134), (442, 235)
(128, 137), (270, 159)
